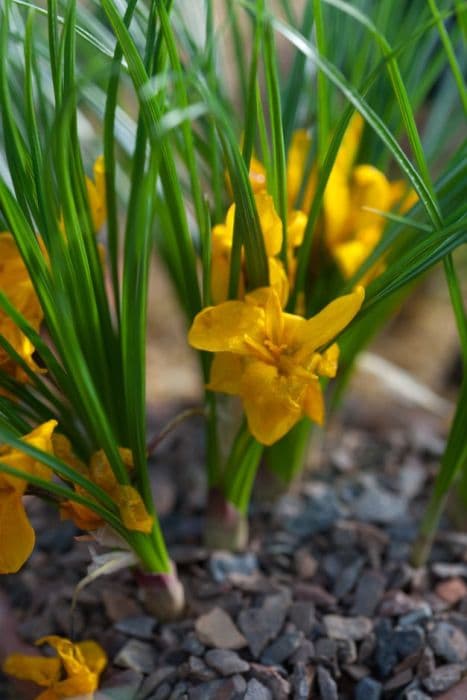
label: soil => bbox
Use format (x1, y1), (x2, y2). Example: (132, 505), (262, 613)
(1, 392), (466, 700)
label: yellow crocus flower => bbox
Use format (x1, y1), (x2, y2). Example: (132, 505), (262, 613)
(189, 285), (364, 445)
(3, 634), (107, 700)
(0, 233), (44, 386)
(211, 192), (289, 306)
(0, 420), (57, 574)
(265, 115), (417, 283)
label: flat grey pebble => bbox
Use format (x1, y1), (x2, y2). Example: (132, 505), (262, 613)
(186, 655), (217, 682)
(399, 605), (432, 627)
(323, 614), (372, 641)
(138, 667), (177, 699)
(291, 662), (314, 700)
(428, 622), (467, 663)
(317, 666), (338, 700)
(238, 594), (289, 658)
(147, 683), (172, 700)
(422, 664), (463, 694)
(188, 675), (246, 700)
(351, 571), (386, 617)
(352, 484), (406, 524)
(288, 601), (316, 635)
(114, 639), (157, 674)
(394, 626), (426, 657)
(260, 632), (302, 665)
(182, 635), (205, 656)
(115, 615), (157, 641)
(209, 552), (258, 583)
(169, 681), (188, 700)
(355, 676), (383, 700)
(244, 678), (273, 700)
(204, 649), (250, 675)
(404, 690), (432, 700)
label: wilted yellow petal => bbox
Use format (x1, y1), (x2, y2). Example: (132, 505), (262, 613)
(2, 654), (61, 686)
(60, 500), (103, 531)
(0, 491), (35, 573)
(114, 485), (154, 533)
(76, 641), (108, 676)
(188, 301), (265, 354)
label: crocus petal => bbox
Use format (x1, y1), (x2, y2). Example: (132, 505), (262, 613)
(207, 353), (244, 395)
(286, 130), (314, 210)
(114, 485), (154, 533)
(316, 343), (340, 378)
(302, 379), (325, 425)
(268, 257), (289, 308)
(188, 302), (265, 354)
(0, 491), (35, 573)
(2, 654), (61, 686)
(249, 156), (267, 193)
(350, 164), (392, 231)
(288, 287), (365, 356)
(60, 500), (103, 531)
(76, 641), (108, 676)
(240, 361), (303, 445)
(255, 193), (282, 257)
(86, 156), (106, 232)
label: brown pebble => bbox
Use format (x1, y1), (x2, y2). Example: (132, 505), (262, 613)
(435, 578), (467, 606)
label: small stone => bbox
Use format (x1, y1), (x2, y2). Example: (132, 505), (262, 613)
(115, 616), (156, 641)
(351, 571), (386, 617)
(436, 578), (467, 606)
(293, 583), (337, 609)
(250, 664), (291, 700)
(394, 626), (425, 657)
(432, 563), (467, 578)
(238, 594), (289, 658)
(323, 614), (372, 641)
(209, 552), (258, 583)
(188, 675), (246, 700)
(355, 677), (382, 700)
(317, 665), (338, 700)
(404, 691), (431, 700)
(186, 655), (217, 682)
(294, 548), (318, 579)
(399, 604), (433, 627)
(374, 619), (398, 677)
(150, 682), (172, 700)
(417, 646), (436, 678)
(291, 663), (315, 700)
(379, 591), (419, 617)
(336, 638), (357, 665)
(260, 632), (302, 665)
(114, 639), (157, 674)
(181, 635), (205, 656)
(289, 639), (315, 665)
(383, 668), (413, 692)
(437, 676), (467, 699)
(244, 678), (272, 700)
(314, 636), (334, 659)
(428, 622), (467, 663)
(358, 634), (376, 663)
(352, 485), (406, 524)
(196, 608), (246, 650)
(288, 602), (315, 635)
(332, 557), (365, 599)
(102, 589), (142, 622)
(423, 665), (463, 694)
(205, 649), (249, 676)
(102, 669), (143, 695)
(139, 666), (177, 699)
(343, 664), (371, 681)
(169, 681), (188, 699)
(285, 488), (342, 536)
